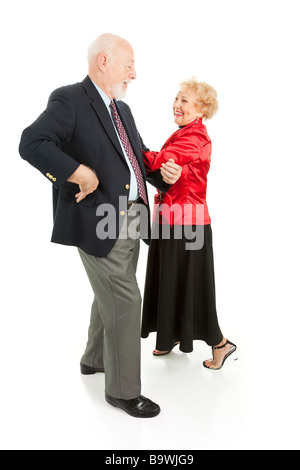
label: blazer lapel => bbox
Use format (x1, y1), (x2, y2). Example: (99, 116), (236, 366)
(82, 76), (125, 160)
(115, 101), (147, 178)
(82, 76), (146, 179)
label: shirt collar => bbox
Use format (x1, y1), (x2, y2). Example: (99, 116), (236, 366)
(92, 81), (112, 110)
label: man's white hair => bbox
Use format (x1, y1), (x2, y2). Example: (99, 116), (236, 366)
(87, 33), (128, 64)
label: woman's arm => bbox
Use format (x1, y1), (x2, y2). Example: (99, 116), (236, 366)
(143, 132), (203, 171)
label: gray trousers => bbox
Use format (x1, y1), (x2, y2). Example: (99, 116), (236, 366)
(78, 204), (142, 400)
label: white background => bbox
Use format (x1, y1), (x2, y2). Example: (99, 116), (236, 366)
(1, 0), (300, 450)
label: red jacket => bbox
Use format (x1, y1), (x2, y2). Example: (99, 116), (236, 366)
(143, 118), (212, 226)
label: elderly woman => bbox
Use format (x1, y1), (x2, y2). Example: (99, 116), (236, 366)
(141, 78), (237, 370)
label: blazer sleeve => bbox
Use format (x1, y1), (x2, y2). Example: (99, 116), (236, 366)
(143, 131), (204, 170)
(19, 87), (80, 189)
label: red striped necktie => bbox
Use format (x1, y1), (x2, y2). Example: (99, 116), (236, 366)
(110, 100), (148, 205)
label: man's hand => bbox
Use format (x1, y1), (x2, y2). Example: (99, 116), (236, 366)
(160, 159), (182, 185)
(68, 164), (99, 203)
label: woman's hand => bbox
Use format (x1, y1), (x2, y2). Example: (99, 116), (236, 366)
(160, 159), (182, 185)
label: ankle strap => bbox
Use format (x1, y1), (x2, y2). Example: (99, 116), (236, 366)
(213, 340), (229, 350)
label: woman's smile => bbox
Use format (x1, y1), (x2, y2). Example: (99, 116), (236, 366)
(173, 90), (201, 126)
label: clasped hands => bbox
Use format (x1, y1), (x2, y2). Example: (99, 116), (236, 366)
(68, 160), (182, 203)
(160, 159), (182, 185)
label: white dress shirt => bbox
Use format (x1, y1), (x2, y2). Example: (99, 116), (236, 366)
(92, 82), (139, 201)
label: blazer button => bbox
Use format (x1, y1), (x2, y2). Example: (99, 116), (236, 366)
(125, 184), (130, 190)
(52, 178), (57, 182)
(120, 211), (126, 216)
(46, 173), (50, 178)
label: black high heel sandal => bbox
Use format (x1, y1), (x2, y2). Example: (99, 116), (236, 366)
(203, 340), (238, 370)
(153, 341), (180, 356)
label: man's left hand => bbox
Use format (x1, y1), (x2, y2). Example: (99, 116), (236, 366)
(161, 159), (182, 185)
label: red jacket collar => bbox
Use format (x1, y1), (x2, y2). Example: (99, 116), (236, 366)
(178, 117), (203, 131)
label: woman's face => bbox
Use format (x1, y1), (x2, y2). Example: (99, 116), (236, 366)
(173, 90), (202, 126)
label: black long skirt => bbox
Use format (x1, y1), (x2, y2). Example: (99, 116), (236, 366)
(141, 224), (223, 353)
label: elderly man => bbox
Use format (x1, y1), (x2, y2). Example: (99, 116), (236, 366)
(19, 33), (181, 418)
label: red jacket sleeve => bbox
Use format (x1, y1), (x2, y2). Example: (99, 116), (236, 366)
(143, 131), (205, 171)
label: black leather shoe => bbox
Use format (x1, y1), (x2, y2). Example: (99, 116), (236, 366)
(105, 393), (161, 418)
(80, 363), (104, 375)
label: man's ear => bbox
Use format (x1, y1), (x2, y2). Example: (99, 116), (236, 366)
(97, 53), (109, 72)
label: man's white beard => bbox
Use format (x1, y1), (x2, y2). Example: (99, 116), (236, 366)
(112, 81), (131, 101)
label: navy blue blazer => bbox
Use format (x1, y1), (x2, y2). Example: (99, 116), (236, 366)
(19, 76), (168, 257)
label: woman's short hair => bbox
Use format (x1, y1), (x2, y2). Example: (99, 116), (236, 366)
(180, 77), (219, 120)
